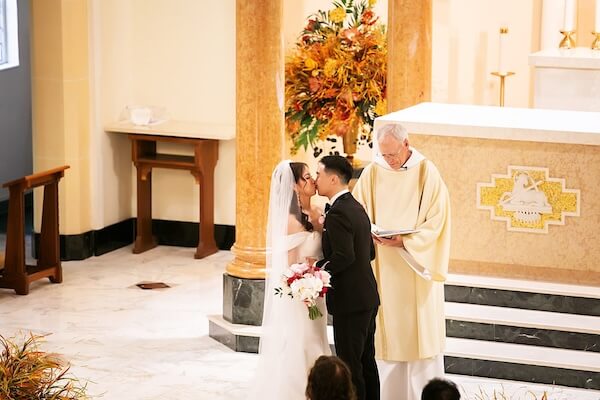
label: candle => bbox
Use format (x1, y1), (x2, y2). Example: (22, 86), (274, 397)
(595, 0), (600, 32)
(498, 27), (508, 75)
(563, 0), (576, 32)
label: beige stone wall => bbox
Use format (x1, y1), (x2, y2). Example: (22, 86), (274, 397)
(31, 0), (92, 235)
(90, 0), (236, 227)
(410, 134), (600, 284)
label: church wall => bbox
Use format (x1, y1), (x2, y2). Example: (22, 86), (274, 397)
(90, 0), (236, 229)
(577, 0), (596, 48)
(431, 0), (541, 108)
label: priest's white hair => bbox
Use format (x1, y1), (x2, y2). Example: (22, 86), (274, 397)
(377, 123), (408, 143)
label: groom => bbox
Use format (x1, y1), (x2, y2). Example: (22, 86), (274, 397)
(315, 155), (380, 400)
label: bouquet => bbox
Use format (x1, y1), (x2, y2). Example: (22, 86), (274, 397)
(285, 0), (387, 156)
(275, 262), (332, 320)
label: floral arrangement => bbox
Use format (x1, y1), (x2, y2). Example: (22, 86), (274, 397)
(285, 0), (387, 157)
(0, 334), (89, 399)
(275, 262), (332, 320)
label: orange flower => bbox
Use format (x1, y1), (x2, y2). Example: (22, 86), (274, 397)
(361, 10), (378, 26)
(332, 121), (351, 137)
(308, 77), (321, 93)
(304, 58), (318, 70)
(324, 59), (337, 77)
(341, 27), (360, 43)
(305, 19), (318, 32)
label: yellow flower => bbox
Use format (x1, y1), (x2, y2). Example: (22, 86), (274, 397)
(329, 7), (346, 23)
(304, 58), (318, 70)
(368, 0), (377, 7)
(374, 99), (387, 116)
(324, 59), (337, 77)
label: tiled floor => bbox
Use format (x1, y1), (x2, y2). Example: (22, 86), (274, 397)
(0, 246), (598, 400)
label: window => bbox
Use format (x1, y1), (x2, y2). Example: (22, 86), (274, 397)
(0, 0), (19, 71)
(0, 0), (6, 64)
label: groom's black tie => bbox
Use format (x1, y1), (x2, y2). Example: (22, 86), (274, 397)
(324, 203), (331, 213)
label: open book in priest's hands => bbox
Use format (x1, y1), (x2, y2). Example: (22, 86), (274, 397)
(371, 224), (419, 238)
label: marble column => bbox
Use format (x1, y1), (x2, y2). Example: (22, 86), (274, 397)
(30, 0), (92, 236)
(216, 0), (283, 339)
(387, 0), (432, 112)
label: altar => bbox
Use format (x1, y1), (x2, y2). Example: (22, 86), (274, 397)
(529, 48), (600, 112)
(377, 102), (600, 285)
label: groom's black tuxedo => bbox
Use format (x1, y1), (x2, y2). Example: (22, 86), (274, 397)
(318, 192), (380, 315)
(316, 191), (380, 400)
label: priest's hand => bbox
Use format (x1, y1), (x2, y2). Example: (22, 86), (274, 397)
(372, 234), (404, 248)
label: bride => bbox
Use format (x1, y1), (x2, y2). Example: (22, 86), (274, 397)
(251, 160), (331, 399)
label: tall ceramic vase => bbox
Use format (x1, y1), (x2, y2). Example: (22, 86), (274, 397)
(342, 122), (361, 167)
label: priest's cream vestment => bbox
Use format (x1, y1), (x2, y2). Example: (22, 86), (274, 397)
(352, 153), (451, 362)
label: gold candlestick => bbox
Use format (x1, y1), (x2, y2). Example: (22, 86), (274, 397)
(491, 72), (515, 107)
(559, 30), (576, 49)
(592, 32), (600, 50)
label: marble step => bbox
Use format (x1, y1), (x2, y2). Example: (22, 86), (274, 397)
(445, 302), (600, 334)
(445, 273), (600, 316)
(209, 314), (600, 372)
(446, 273), (600, 299)
(211, 301), (600, 350)
(208, 315), (600, 389)
(445, 337), (600, 373)
(445, 302), (600, 353)
(445, 337), (600, 390)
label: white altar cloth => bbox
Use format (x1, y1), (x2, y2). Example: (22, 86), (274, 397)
(378, 102), (600, 146)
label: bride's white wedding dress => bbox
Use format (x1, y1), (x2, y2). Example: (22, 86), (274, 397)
(252, 230), (331, 400)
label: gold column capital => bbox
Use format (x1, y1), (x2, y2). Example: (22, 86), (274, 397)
(226, 244), (268, 279)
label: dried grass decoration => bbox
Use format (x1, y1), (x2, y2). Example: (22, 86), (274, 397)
(0, 334), (89, 399)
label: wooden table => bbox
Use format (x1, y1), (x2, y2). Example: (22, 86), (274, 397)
(105, 120), (235, 259)
(0, 166), (69, 295)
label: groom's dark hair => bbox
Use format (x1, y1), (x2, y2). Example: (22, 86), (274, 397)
(319, 155), (353, 184)
(306, 355), (357, 400)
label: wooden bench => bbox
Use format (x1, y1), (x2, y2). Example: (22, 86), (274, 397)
(0, 166), (69, 295)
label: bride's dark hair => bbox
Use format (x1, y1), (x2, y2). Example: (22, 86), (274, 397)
(290, 162), (314, 232)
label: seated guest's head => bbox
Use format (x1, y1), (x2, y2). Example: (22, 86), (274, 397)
(421, 378), (461, 400)
(306, 355), (357, 400)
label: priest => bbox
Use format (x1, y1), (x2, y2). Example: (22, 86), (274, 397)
(352, 122), (451, 400)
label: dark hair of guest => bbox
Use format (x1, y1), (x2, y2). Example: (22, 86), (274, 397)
(306, 355), (357, 400)
(319, 155), (353, 184)
(421, 378), (461, 400)
(289, 162), (313, 232)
